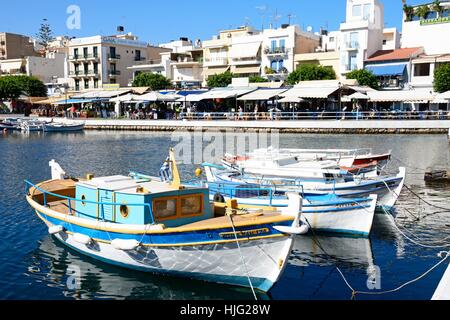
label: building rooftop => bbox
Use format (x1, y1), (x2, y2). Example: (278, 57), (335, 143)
(366, 47), (423, 62)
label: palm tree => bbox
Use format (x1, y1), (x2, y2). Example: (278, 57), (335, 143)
(415, 4), (430, 20)
(403, 3), (415, 21)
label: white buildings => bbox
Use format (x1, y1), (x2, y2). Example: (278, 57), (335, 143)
(339, 0), (386, 76)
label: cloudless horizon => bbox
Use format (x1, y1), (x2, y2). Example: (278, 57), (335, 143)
(0, 0), (430, 45)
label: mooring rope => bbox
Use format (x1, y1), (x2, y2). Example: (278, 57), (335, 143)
(227, 212), (258, 301)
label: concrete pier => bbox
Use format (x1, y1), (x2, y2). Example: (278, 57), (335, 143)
(36, 118), (450, 134)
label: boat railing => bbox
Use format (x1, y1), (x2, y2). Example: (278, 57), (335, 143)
(24, 180), (156, 224)
(207, 181), (277, 205)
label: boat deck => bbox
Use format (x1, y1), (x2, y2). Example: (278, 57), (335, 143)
(432, 262), (450, 300)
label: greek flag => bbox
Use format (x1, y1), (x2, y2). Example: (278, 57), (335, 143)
(160, 157), (172, 182)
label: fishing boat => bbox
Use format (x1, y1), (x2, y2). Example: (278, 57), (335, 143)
(188, 179), (378, 236)
(223, 147), (391, 170)
(25, 151), (305, 293)
(202, 163), (406, 212)
(43, 122), (85, 132)
(0, 118), (22, 131)
(20, 120), (45, 132)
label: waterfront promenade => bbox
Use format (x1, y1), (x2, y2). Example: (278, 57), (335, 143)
(36, 117), (450, 134)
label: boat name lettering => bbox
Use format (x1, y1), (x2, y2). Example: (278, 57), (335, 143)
(219, 228), (270, 239)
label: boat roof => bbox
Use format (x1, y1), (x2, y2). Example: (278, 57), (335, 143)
(77, 175), (204, 195)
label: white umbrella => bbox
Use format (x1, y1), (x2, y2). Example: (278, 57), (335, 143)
(110, 93), (140, 103)
(138, 91), (178, 102)
(279, 96), (305, 103)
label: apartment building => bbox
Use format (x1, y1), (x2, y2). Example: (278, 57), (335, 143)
(0, 32), (38, 60)
(68, 33), (166, 91)
(202, 26), (258, 83)
(339, 0), (386, 77)
(262, 25), (320, 82)
(128, 38), (203, 88)
(401, 1), (450, 90)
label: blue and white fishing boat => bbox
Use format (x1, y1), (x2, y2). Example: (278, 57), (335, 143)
(202, 163), (405, 212)
(0, 118), (22, 131)
(187, 179), (378, 236)
(25, 152), (304, 293)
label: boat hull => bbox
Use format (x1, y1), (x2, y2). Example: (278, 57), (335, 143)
(43, 124), (85, 132)
(31, 202), (294, 293)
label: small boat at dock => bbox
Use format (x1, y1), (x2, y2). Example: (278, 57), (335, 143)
(25, 152), (304, 292)
(43, 122), (85, 132)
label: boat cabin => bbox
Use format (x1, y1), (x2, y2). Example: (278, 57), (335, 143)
(75, 175), (213, 227)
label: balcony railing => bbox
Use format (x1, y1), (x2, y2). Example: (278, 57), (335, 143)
(108, 70), (121, 76)
(69, 54), (99, 61)
(107, 54), (121, 60)
(265, 47), (290, 55)
(204, 57), (228, 66)
(134, 56), (146, 61)
(344, 64), (358, 72)
(345, 42), (360, 49)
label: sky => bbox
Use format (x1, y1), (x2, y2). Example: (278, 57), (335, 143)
(0, 0), (430, 45)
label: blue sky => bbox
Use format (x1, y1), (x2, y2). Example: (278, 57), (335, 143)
(0, 0), (429, 45)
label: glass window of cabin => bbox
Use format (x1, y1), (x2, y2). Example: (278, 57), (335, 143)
(414, 63), (431, 77)
(180, 195), (203, 216)
(352, 5), (362, 17)
(153, 198), (177, 219)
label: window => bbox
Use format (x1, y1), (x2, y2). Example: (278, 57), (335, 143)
(363, 3), (371, 20)
(278, 60), (284, 70)
(383, 40), (387, 45)
(271, 60), (278, 71)
(153, 198), (177, 219)
(84, 79), (89, 89)
(271, 40), (276, 52)
(180, 195), (203, 216)
(83, 47), (88, 58)
(75, 79), (80, 91)
(110, 47), (116, 58)
(93, 62), (98, 74)
(352, 5), (362, 17)
(74, 48), (79, 57)
(93, 46), (98, 58)
(83, 63), (89, 74)
(414, 63), (431, 77)
(94, 79), (98, 89)
(135, 49), (141, 61)
(279, 39), (286, 51)
(329, 37), (335, 42)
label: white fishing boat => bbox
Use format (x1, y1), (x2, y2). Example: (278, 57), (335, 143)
(25, 152), (304, 293)
(20, 120), (45, 132)
(43, 122), (85, 132)
(203, 164), (406, 212)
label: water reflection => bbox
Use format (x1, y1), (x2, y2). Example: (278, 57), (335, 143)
(25, 236), (269, 300)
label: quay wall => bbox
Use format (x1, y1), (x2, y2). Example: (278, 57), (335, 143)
(36, 118), (450, 134)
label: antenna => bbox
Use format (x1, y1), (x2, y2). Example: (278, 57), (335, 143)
(256, 5), (267, 31)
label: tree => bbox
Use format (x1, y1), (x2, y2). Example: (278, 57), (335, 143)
(0, 75), (47, 99)
(36, 19), (54, 49)
(403, 4), (415, 21)
(415, 5), (430, 20)
(132, 72), (172, 90)
(434, 64), (450, 93)
(346, 69), (379, 89)
(287, 64), (336, 85)
(431, 0), (443, 16)
(0, 77), (22, 99)
(249, 75), (268, 83)
(207, 71), (234, 88)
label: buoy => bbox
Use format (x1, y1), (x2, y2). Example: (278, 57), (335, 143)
(111, 239), (140, 251)
(195, 168), (203, 177)
(72, 233), (92, 245)
(48, 225), (64, 235)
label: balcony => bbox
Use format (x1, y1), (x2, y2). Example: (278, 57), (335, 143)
(264, 47), (290, 56)
(204, 57), (228, 67)
(230, 57), (261, 66)
(343, 64), (358, 72)
(134, 56), (146, 62)
(88, 69), (99, 77)
(171, 57), (203, 66)
(69, 54), (99, 61)
(108, 70), (121, 77)
(107, 54), (121, 61)
(344, 42), (360, 50)
(69, 70), (89, 77)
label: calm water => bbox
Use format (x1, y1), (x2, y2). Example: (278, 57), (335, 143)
(1, 130), (450, 300)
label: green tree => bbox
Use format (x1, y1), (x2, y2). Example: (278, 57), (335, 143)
(0, 75), (47, 99)
(207, 71), (234, 88)
(431, 0), (443, 16)
(415, 5), (430, 20)
(36, 18), (54, 49)
(0, 77), (22, 99)
(287, 64), (336, 85)
(346, 69), (379, 89)
(434, 64), (450, 93)
(403, 4), (415, 21)
(249, 75), (268, 83)
(132, 72), (172, 90)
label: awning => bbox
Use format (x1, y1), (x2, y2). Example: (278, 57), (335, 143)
(231, 66), (261, 74)
(436, 91), (450, 100)
(365, 63), (407, 77)
(72, 90), (132, 99)
(279, 96), (306, 103)
(367, 90), (434, 103)
(204, 66), (230, 77)
(281, 87), (339, 99)
(54, 98), (102, 105)
(342, 92), (370, 102)
(137, 91), (179, 102)
(237, 89), (288, 101)
(229, 43), (261, 59)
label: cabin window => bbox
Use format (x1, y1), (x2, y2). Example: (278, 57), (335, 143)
(153, 199), (177, 219)
(81, 195), (86, 206)
(180, 195), (203, 216)
(120, 205), (129, 218)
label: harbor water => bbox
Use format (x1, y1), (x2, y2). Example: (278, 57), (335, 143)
(1, 130), (449, 300)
